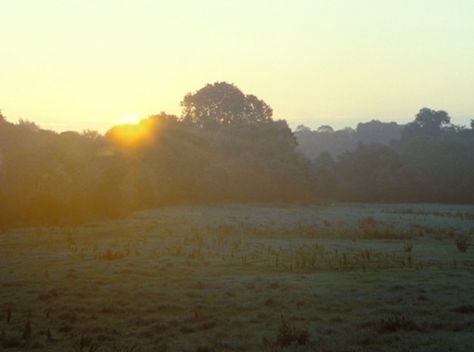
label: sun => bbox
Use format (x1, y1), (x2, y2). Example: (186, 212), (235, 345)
(118, 114), (141, 125)
(108, 115), (153, 148)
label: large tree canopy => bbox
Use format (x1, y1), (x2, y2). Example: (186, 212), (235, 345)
(402, 108), (452, 139)
(181, 82), (273, 128)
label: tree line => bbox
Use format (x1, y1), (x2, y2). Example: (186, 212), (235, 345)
(295, 120), (404, 158)
(1, 82), (474, 228)
(0, 82), (313, 228)
(309, 108), (474, 203)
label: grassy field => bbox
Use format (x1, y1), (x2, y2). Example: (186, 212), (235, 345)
(1, 204), (473, 351)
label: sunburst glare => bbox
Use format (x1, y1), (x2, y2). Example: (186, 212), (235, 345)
(108, 116), (153, 147)
(117, 114), (141, 125)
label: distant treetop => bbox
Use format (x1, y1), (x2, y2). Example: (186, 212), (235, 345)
(402, 108), (452, 139)
(317, 125), (334, 133)
(181, 82), (273, 128)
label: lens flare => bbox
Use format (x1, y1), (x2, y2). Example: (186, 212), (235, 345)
(107, 116), (153, 148)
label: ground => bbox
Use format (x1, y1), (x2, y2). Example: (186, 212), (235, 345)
(0, 204), (473, 351)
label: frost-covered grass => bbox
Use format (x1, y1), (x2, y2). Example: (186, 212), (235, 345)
(0, 204), (473, 351)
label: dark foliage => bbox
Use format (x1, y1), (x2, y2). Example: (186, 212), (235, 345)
(0, 84), (313, 228)
(181, 82), (273, 128)
(2, 92), (474, 229)
(296, 120), (404, 158)
(310, 108), (474, 203)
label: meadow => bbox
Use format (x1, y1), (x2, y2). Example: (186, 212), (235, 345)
(0, 204), (473, 352)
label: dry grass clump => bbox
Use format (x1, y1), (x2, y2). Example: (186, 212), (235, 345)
(2, 336), (22, 349)
(376, 314), (420, 333)
(263, 315), (309, 350)
(455, 237), (469, 252)
(404, 241), (413, 253)
(451, 305), (474, 314)
(96, 248), (132, 261)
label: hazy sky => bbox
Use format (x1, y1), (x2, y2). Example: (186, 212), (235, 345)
(1, 0), (473, 132)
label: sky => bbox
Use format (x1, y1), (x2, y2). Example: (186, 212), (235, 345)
(1, 0), (474, 132)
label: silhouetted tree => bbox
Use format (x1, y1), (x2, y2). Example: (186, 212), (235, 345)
(317, 125), (334, 133)
(295, 125), (311, 133)
(181, 82), (247, 128)
(181, 82), (273, 128)
(402, 108), (451, 139)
